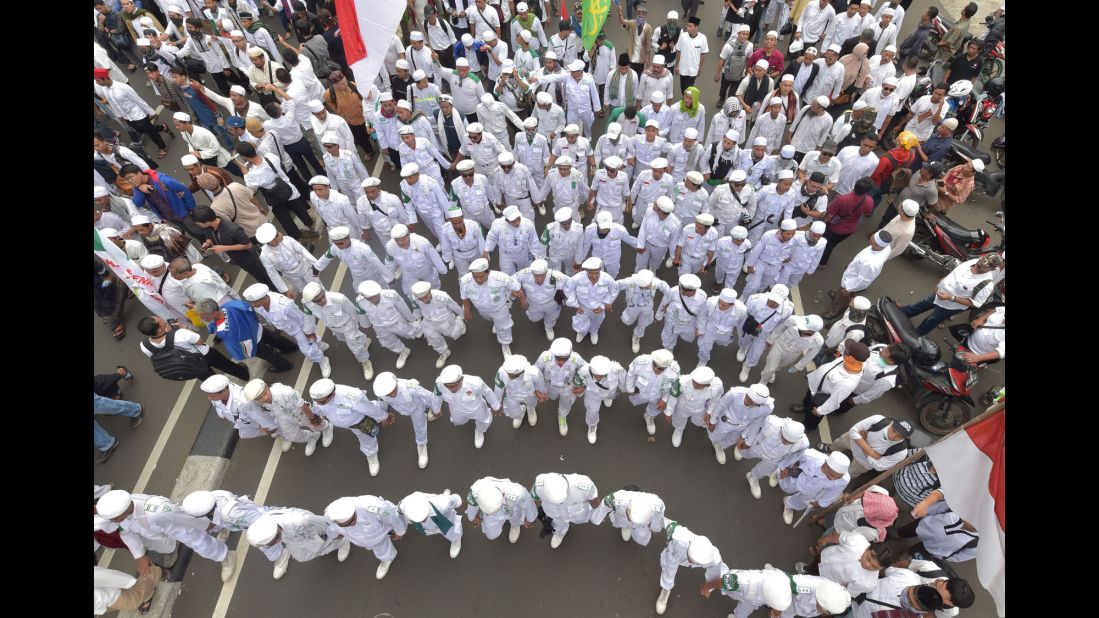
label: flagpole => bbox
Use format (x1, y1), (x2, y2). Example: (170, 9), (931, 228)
(809, 400), (1006, 526)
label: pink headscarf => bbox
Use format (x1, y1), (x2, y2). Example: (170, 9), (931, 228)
(861, 490), (899, 541)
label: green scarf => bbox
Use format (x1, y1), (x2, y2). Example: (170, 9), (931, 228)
(608, 68), (635, 106)
(679, 86), (701, 118)
(514, 13), (537, 33)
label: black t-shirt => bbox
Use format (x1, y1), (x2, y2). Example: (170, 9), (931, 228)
(947, 54), (982, 84)
(210, 218), (256, 260)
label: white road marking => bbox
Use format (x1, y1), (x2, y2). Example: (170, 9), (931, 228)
(790, 286), (830, 444)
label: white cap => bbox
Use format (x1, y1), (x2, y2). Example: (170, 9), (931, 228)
(596, 211), (613, 229)
(691, 366), (715, 385)
(411, 281), (433, 298)
(852, 296), (871, 311)
(826, 451), (851, 474)
(767, 30), (779, 38)
(517, 1), (529, 10)
(695, 213), (715, 227)
(627, 495), (655, 525)
(651, 157), (668, 169)
(325, 497), (358, 524)
(456, 159), (476, 172)
(901, 199), (920, 216)
(401, 163), (421, 178)
(439, 364), (464, 384)
(540, 474), (569, 504)
(686, 170), (704, 186)
(781, 145), (797, 158)
(474, 484), (504, 515)
(140, 254), (165, 270)
(828, 43), (842, 54)
(498, 152), (515, 166)
(554, 207), (572, 222)
(172, 111), (191, 122)
(99, 228), (119, 238)
(243, 283), (270, 302)
(729, 170), (747, 183)
(942, 118), (959, 131)
(815, 580), (851, 614)
(550, 338), (573, 357)
(483, 30), (497, 41)
(328, 226), (351, 241)
(780, 74), (794, 83)
(358, 280), (383, 298)
(182, 491), (216, 517)
(802, 314), (824, 332)
(853, 100), (869, 111)
(94, 185), (110, 198)
(653, 54), (666, 65)
(480, 92), (495, 106)
(200, 374), (230, 394)
(410, 31), (424, 41)
(771, 283), (790, 299)
(684, 127), (698, 140)
(503, 354), (530, 373)
(718, 288), (738, 303)
(180, 154), (199, 167)
(753, 136), (768, 147)
(397, 125), (414, 137)
(536, 91), (553, 106)
(230, 84), (247, 96)
(780, 418), (806, 442)
(412, 69), (427, 82)
(394, 98), (413, 112)
(301, 281), (324, 302)
(815, 95), (831, 107)
(651, 90), (666, 103)
(503, 205), (521, 222)
(687, 536), (716, 564)
(307, 100), (325, 113)
(667, 10), (678, 19)
(569, 59), (585, 72)
(883, 76), (899, 87)
(131, 215), (152, 226)
(604, 155), (623, 169)
(456, 57), (470, 67)
(809, 220), (827, 234)
(391, 224), (410, 239)
(470, 257), (490, 272)
(724, 129), (740, 142)
(731, 225), (748, 240)
(761, 571), (794, 611)
(645, 119), (661, 129)
(308, 175), (331, 186)
(656, 196), (675, 213)
(748, 384), (771, 402)
(247, 46), (266, 58)
(738, 24), (751, 33)
(779, 218), (797, 231)
(555, 155), (574, 167)
(679, 274), (701, 290)
(768, 97), (784, 107)
(607, 122), (622, 137)
(96, 490), (133, 519)
(881, 7), (895, 16)
(588, 355), (611, 375)
(582, 256), (603, 270)
(242, 378), (268, 401)
(399, 494), (431, 522)
(543, 50), (557, 60)
(247, 515), (279, 546)
(755, 59), (770, 70)
(395, 59), (410, 70)
(777, 169), (795, 180)
(308, 378), (337, 400)
(564, 124), (580, 135)
(373, 372), (399, 397)
(255, 222), (278, 244)
(651, 349), (674, 368)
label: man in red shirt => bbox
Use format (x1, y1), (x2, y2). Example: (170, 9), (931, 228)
(869, 131), (919, 209)
(747, 30), (785, 81)
(818, 177), (875, 267)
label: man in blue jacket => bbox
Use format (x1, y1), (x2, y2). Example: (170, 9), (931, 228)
(120, 164), (197, 225)
(193, 298), (297, 374)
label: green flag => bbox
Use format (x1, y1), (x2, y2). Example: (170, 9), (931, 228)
(581, 0), (611, 51)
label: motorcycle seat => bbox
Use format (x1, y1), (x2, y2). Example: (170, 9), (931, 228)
(881, 299), (942, 364)
(934, 213), (983, 244)
(949, 139), (992, 165)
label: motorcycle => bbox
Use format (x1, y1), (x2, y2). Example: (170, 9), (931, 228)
(904, 209), (1004, 272)
(917, 14), (949, 61)
(990, 133), (1005, 167)
(937, 79), (1004, 148)
(865, 297), (980, 435)
(942, 140), (1005, 198)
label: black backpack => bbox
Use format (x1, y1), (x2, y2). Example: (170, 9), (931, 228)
(144, 334), (209, 381)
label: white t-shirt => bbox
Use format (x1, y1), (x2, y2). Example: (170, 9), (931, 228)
(467, 3), (501, 37)
(674, 32), (709, 77)
(140, 328), (210, 357)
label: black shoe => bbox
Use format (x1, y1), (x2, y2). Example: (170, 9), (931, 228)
(130, 405), (145, 429)
(789, 404), (806, 414)
(303, 242), (317, 253)
(117, 365), (134, 383)
(96, 440), (119, 463)
(268, 363), (293, 373)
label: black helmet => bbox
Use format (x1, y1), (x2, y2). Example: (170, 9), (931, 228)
(984, 77), (1005, 98)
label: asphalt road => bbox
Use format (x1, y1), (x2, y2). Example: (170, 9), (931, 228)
(94, 0), (1004, 616)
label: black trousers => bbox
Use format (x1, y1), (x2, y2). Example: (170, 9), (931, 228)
(230, 252), (278, 289)
(349, 123), (376, 157)
(719, 76), (742, 105)
(875, 199), (900, 231)
(630, 62), (646, 78)
(286, 167), (312, 200)
(256, 327), (297, 372)
(204, 70), (232, 97)
(93, 373), (124, 398)
(204, 346), (251, 381)
(268, 196), (315, 240)
(818, 228), (853, 266)
(285, 137), (325, 177)
(801, 389), (857, 433)
(434, 46), (455, 70)
(127, 116), (168, 150)
(679, 74), (697, 93)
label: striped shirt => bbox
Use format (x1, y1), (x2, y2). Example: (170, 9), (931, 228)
(893, 456), (940, 508)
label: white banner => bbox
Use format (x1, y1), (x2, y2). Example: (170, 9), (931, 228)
(94, 227), (187, 322)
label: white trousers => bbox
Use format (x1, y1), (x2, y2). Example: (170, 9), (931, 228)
(422, 316), (465, 354)
(697, 330), (738, 363)
(572, 306), (607, 336)
(331, 324), (372, 362)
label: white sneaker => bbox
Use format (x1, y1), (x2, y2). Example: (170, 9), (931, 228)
(220, 552), (236, 583)
(492, 324), (497, 334)
(621, 526), (632, 542)
(714, 443), (726, 464)
(321, 422), (334, 448)
(632, 336), (641, 354)
(474, 429), (485, 449)
(436, 350), (451, 369)
(671, 427), (684, 448)
(664, 256), (674, 268)
(545, 326), (555, 341)
(318, 341), (330, 352)
(766, 374), (775, 384)
(697, 359), (708, 367)
(603, 398), (612, 408)
(537, 204), (547, 216)
(319, 356), (332, 378)
(746, 473), (761, 499)
(216, 527), (231, 543)
(280, 438), (292, 453)
(375, 559), (392, 579)
(590, 332), (599, 344)
(393, 265), (402, 279)
(362, 360), (374, 380)
(738, 367), (750, 383)
(337, 538), (351, 562)
(449, 539), (462, 558)
(769, 471), (779, 488)
(367, 454), (380, 477)
(732, 445), (743, 461)
(395, 349), (411, 369)
(509, 525), (521, 544)
(527, 406), (538, 426)
(558, 415), (568, 436)
(575, 332), (584, 343)
(550, 532), (565, 549)
(587, 424), (598, 444)
(501, 344), (511, 357)
(645, 416), (656, 436)
(512, 416), (523, 429)
(273, 552), (290, 579)
(736, 349), (747, 362)
(631, 221), (640, 230)
(305, 436), (319, 456)
(783, 506), (794, 525)
(417, 444), (429, 469)
(656, 588), (671, 615)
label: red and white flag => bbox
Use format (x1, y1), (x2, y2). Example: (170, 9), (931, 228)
(925, 409), (1005, 616)
(334, 0), (406, 91)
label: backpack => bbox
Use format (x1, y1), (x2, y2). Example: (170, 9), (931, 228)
(144, 334), (209, 381)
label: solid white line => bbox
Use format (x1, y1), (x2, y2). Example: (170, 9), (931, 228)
(790, 286), (831, 444)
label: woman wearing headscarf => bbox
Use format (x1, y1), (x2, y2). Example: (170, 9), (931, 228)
(836, 42), (871, 103)
(666, 86), (706, 143)
(754, 73), (799, 123)
(933, 159), (981, 214)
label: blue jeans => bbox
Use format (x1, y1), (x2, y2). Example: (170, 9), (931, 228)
(901, 293), (964, 336)
(93, 393), (142, 451)
(201, 120), (234, 150)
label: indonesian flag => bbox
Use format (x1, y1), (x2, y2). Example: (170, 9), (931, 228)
(926, 408), (1005, 616)
(335, 0), (406, 92)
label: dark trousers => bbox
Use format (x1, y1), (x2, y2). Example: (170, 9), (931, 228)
(204, 346), (250, 381)
(680, 0), (701, 19)
(631, 62), (646, 78)
(285, 137), (325, 177)
(286, 167), (312, 200)
(679, 74), (697, 93)
(269, 196), (315, 240)
(256, 327), (297, 372)
(93, 373), (124, 399)
(385, 147), (401, 169)
(230, 252), (277, 289)
(434, 46), (455, 70)
(818, 227), (853, 266)
(127, 116), (168, 150)
(198, 155), (243, 178)
(205, 70), (232, 97)
(719, 76), (742, 105)
(349, 123), (376, 157)
(800, 389), (856, 433)
(902, 293), (965, 336)
(875, 199), (900, 231)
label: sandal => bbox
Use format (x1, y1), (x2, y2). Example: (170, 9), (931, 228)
(157, 148), (169, 160)
(160, 123), (176, 139)
(112, 324), (127, 340)
(137, 598), (153, 615)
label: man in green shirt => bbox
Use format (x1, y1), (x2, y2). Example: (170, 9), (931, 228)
(607, 105), (647, 137)
(935, 2), (978, 62)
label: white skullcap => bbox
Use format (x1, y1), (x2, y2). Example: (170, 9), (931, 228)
(883, 76), (899, 87)
(307, 100), (325, 113)
(686, 170), (704, 185)
(635, 269), (654, 287)
(809, 221), (827, 234)
(569, 59), (585, 72)
(328, 226), (351, 241)
(679, 274), (701, 290)
(456, 57), (470, 67)
(536, 91), (553, 105)
(656, 196), (675, 213)
(550, 338), (573, 357)
(780, 418), (806, 442)
(301, 282), (324, 302)
(474, 483), (504, 515)
(395, 59), (411, 70)
(140, 254), (165, 270)
(540, 473), (570, 504)
(738, 24), (751, 33)
(971, 158), (985, 173)
(827, 451), (851, 474)
(564, 124), (580, 135)
(131, 215), (152, 226)
(901, 199), (920, 216)
(400, 494), (431, 522)
(412, 69), (427, 82)
(247, 46), (267, 58)
(168, 4), (184, 13)
(724, 129), (740, 142)
(881, 7), (895, 16)
(645, 119), (661, 129)
(768, 97), (784, 107)
(172, 111), (191, 122)
(851, 100), (869, 112)
(805, 47), (818, 56)
(850, 296), (871, 311)
(372, 372), (399, 397)
(815, 580), (851, 614)
(446, 206), (464, 220)
(411, 281), (433, 298)
(470, 257), (490, 272)
(390, 223), (410, 239)
(667, 10), (678, 18)
(761, 571), (794, 611)
(456, 159), (476, 172)
(308, 378), (337, 400)
(651, 349), (674, 368)
(480, 92), (496, 106)
(498, 152), (515, 165)
(395, 100), (413, 113)
(653, 54), (666, 65)
(247, 515), (280, 546)
(767, 30), (779, 38)
(410, 31), (424, 41)
(555, 155), (574, 167)
(582, 256), (603, 270)
(729, 170), (747, 182)
(503, 354), (530, 374)
(780, 74), (794, 83)
(543, 50), (557, 60)
(651, 90), (666, 103)
(96, 490), (133, 519)
(748, 383), (771, 401)
(684, 127), (698, 140)
(651, 157), (669, 169)
(200, 374), (230, 394)
(607, 122), (622, 137)
(753, 136), (768, 147)
(438, 364), (464, 385)
(771, 283), (790, 299)
(604, 155), (623, 169)
(691, 366), (715, 385)
(828, 43), (842, 54)
(719, 288), (738, 303)
(802, 314), (824, 332)
(554, 207), (572, 222)
(503, 205), (521, 221)
(755, 59), (770, 70)
(242, 378), (268, 401)
(522, 116), (538, 128)
(781, 145), (796, 158)
(777, 169), (795, 180)
(358, 280), (383, 298)
(883, 44), (898, 55)
(483, 29), (497, 41)
(696, 213), (715, 227)
(136, 37), (151, 47)
(243, 283), (270, 302)
(94, 185), (110, 198)
(255, 222), (278, 244)
(780, 219), (797, 231)
(229, 84), (247, 96)
(99, 228), (119, 238)
(596, 211), (613, 229)
(401, 162), (421, 177)
(627, 495), (656, 525)
(588, 355), (611, 375)
(815, 95), (831, 107)
(182, 491), (216, 517)
(325, 497), (357, 524)
(308, 175), (331, 186)
(731, 225), (748, 240)
(688, 536), (716, 564)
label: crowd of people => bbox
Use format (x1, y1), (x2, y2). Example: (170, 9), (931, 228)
(94, 0), (1004, 615)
